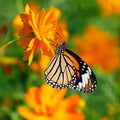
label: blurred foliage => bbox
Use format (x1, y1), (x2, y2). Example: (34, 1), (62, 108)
(0, 0), (120, 120)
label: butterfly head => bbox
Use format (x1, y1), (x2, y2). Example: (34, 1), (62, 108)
(56, 42), (66, 54)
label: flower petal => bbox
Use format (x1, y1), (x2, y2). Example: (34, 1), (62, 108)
(59, 94), (81, 112)
(18, 106), (52, 120)
(39, 84), (67, 108)
(54, 110), (85, 120)
(25, 86), (40, 109)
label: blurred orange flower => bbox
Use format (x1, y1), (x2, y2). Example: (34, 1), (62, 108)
(100, 116), (109, 120)
(108, 104), (117, 116)
(13, 3), (68, 65)
(18, 84), (85, 120)
(98, 0), (120, 16)
(73, 25), (120, 72)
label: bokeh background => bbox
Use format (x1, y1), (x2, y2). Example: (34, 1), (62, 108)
(0, 0), (120, 120)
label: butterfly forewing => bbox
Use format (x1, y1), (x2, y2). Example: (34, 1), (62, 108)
(44, 53), (77, 89)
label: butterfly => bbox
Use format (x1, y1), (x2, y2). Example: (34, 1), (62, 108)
(44, 42), (97, 93)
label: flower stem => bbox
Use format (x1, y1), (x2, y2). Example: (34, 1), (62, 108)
(0, 38), (18, 51)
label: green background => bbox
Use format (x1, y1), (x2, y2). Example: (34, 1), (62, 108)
(0, 0), (120, 120)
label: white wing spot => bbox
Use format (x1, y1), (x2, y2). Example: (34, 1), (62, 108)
(78, 82), (82, 89)
(79, 73), (90, 88)
(87, 67), (92, 74)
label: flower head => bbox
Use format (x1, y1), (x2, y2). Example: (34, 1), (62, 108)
(73, 25), (120, 72)
(13, 3), (68, 65)
(17, 84), (85, 120)
(98, 0), (120, 16)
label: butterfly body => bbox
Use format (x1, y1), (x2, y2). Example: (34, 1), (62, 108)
(44, 43), (97, 93)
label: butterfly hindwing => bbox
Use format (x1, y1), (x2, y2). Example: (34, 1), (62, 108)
(65, 49), (97, 93)
(74, 65), (97, 93)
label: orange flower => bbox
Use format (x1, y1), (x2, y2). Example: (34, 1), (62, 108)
(73, 25), (120, 72)
(59, 22), (69, 41)
(13, 3), (68, 65)
(17, 84), (85, 120)
(98, 0), (120, 16)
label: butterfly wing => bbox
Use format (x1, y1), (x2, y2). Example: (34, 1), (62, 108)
(65, 49), (97, 93)
(44, 53), (77, 89)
